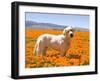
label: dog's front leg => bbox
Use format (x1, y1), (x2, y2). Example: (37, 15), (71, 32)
(62, 52), (66, 57)
(60, 50), (66, 57)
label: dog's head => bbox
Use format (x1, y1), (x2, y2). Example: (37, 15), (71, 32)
(63, 26), (75, 38)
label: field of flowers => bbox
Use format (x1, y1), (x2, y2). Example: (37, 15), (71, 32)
(25, 28), (90, 68)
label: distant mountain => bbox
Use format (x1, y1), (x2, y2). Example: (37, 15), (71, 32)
(25, 21), (89, 31)
(25, 21), (66, 30)
(25, 21), (38, 27)
(75, 27), (89, 31)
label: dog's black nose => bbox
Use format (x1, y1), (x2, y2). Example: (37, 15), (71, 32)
(70, 34), (73, 37)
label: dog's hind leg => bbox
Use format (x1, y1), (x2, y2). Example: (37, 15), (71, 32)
(41, 47), (47, 56)
(33, 41), (41, 56)
(33, 42), (37, 55)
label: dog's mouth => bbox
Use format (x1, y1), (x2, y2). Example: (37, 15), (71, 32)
(70, 34), (73, 38)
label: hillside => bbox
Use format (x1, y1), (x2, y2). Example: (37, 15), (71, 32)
(25, 20), (89, 31)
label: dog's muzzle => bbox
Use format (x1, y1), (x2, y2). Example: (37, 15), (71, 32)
(69, 31), (74, 38)
(70, 33), (73, 37)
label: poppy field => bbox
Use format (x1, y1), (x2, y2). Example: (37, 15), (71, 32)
(25, 28), (90, 68)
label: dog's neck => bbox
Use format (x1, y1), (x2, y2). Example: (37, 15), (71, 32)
(63, 35), (71, 42)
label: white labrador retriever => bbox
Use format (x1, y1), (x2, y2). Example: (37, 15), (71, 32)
(33, 26), (74, 56)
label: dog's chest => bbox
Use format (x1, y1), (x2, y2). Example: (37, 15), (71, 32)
(61, 39), (70, 48)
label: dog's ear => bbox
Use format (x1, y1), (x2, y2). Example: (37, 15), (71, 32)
(72, 28), (75, 32)
(63, 29), (67, 36)
(71, 27), (75, 32)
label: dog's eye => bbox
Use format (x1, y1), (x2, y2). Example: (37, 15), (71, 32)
(67, 30), (69, 33)
(68, 30), (72, 32)
(70, 29), (73, 31)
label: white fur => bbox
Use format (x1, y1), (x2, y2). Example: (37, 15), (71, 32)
(33, 26), (74, 56)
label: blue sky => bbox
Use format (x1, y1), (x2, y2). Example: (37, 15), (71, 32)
(25, 12), (89, 29)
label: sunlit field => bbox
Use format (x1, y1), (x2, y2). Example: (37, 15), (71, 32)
(25, 28), (90, 68)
